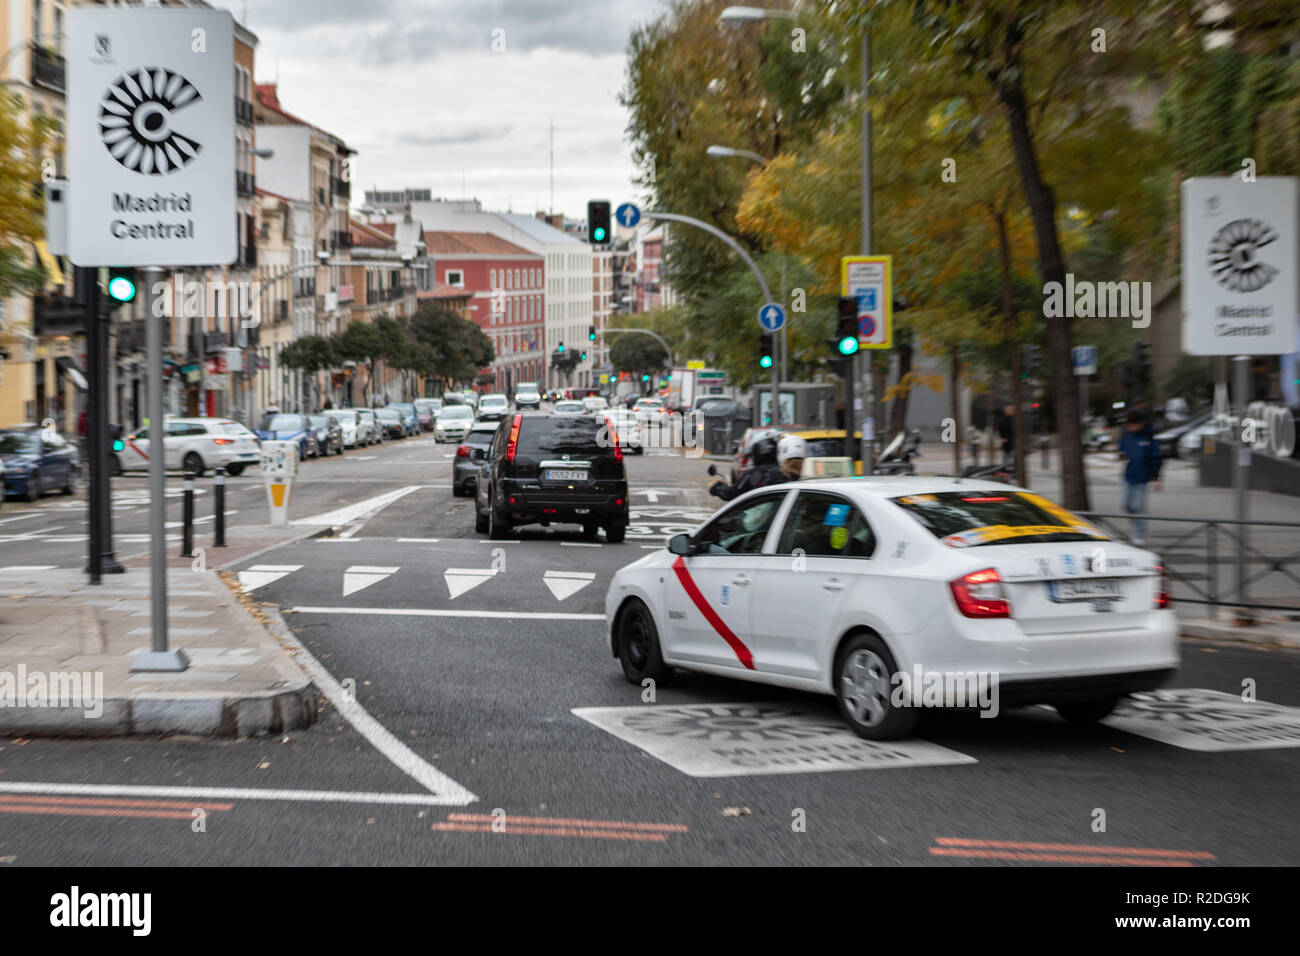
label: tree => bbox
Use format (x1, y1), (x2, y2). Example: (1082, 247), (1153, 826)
(278, 335), (336, 412)
(0, 92), (56, 299)
(409, 305), (494, 389)
(332, 321), (383, 404)
(608, 332), (668, 377)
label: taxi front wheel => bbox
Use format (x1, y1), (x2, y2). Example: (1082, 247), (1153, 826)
(834, 632), (918, 741)
(618, 599), (672, 686)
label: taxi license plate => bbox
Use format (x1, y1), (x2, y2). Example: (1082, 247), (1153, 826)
(1047, 579), (1121, 602)
(545, 469), (587, 481)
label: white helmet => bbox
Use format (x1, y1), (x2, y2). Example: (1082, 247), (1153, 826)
(778, 434), (807, 463)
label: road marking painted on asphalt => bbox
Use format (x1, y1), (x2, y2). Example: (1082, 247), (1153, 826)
(476, 539), (520, 544)
(260, 607), (478, 805)
(317, 538), (362, 543)
(289, 606), (604, 621)
(644, 490), (659, 502)
(929, 838), (1213, 866)
(543, 570), (596, 601)
(0, 793), (234, 821)
(236, 564), (302, 591)
(560, 541), (602, 548)
(0, 565), (59, 571)
(434, 812), (687, 842)
(1102, 688), (1300, 751)
(397, 538), (442, 543)
(444, 567), (498, 599)
(343, 565), (400, 597)
(293, 485), (424, 527)
(0, 781), (464, 807)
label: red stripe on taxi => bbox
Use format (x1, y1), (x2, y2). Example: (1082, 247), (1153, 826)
(670, 556), (754, 670)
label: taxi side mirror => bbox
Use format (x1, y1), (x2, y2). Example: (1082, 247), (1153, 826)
(707, 464), (718, 477)
(667, 533), (693, 556)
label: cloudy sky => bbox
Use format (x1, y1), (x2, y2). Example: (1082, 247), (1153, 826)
(210, 0), (668, 220)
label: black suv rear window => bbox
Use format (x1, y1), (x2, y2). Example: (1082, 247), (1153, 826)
(466, 428), (496, 448)
(518, 416), (611, 456)
(891, 491), (1108, 547)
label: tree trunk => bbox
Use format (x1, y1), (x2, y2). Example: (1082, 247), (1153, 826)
(995, 17), (1088, 509)
(889, 333), (913, 436)
(993, 208), (1027, 488)
(950, 345), (961, 475)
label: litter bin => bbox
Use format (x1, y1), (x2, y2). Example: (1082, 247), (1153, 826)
(700, 401), (738, 455)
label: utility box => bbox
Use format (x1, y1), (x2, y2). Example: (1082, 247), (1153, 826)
(754, 383), (837, 428)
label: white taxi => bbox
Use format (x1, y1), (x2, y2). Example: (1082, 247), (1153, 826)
(116, 417), (261, 477)
(604, 477), (1178, 739)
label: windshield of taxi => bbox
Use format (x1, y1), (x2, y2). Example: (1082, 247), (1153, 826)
(891, 491), (1108, 547)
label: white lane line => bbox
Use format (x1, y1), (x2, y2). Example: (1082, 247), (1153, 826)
(263, 607), (477, 805)
(397, 538), (441, 543)
(293, 485), (424, 527)
(645, 490), (659, 502)
(0, 565), (59, 571)
(237, 564), (302, 591)
(0, 781), (458, 807)
(317, 538), (362, 543)
(640, 545), (660, 549)
(560, 542), (602, 548)
(476, 539), (519, 544)
(0, 513), (42, 525)
(289, 606), (604, 621)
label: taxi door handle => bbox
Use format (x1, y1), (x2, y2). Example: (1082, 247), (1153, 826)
(732, 573), (750, 587)
(822, 578), (844, 592)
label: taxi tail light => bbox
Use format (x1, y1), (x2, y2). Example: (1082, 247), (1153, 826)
(506, 414), (522, 462)
(950, 568), (1010, 618)
(1154, 565), (1171, 609)
(212, 438), (235, 445)
(455, 444), (470, 457)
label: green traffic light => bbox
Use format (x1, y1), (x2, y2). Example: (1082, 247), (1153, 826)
(112, 439), (125, 452)
(641, 374), (650, 382)
(836, 336), (859, 356)
(557, 343), (564, 352)
(108, 276), (136, 302)
(593, 227), (607, 242)
(759, 355), (773, 369)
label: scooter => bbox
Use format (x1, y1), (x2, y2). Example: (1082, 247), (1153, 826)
(958, 461), (1015, 483)
(1084, 417), (1111, 452)
(872, 429), (922, 475)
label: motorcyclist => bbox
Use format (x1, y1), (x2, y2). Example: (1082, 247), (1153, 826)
(710, 437), (784, 500)
(777, 434), (806, 481)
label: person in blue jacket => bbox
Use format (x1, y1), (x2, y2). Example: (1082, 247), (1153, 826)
(1118, 409), (1162, 545)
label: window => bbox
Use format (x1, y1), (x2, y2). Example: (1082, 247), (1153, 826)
(514, 269), (520, 288)
(505, 269), (512, 290)
(447, 270), (464, 288)
(776, 492), (876, 558)
(490, 269), (497, 288)
(692, 494), (786, 556)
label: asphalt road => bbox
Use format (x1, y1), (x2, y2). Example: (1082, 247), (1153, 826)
(1, 426), (1297, 866)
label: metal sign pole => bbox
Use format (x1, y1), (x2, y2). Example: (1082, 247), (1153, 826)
(1232, 354), (1251, 620)
(132, 266), (188, 672)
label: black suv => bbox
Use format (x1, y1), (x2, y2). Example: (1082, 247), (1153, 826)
(474, 413), (629, 542)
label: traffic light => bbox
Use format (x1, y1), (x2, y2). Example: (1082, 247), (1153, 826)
(641, 373), (650, 382)
(587, 325), (597, 342)
(557, 341), (564, 353)
(1022, 344), (1041, 380)
(587, 201), (611, 245)
(1134, 340), (1151, 369)
(835, 297), (859, 356)
(106, 267), (136, 303)
(110, 423), (124, 453)
(580, 350), (588, 361)
(759, 333), (774, 369)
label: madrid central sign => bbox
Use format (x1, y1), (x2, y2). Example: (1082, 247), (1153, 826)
(67, 6), (236, 267)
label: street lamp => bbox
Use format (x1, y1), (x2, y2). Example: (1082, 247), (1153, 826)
(705, 144), (768, 164)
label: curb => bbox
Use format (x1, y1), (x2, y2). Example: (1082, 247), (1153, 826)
(1178, 620), (1299, 648)
(214, 523), (338, 570)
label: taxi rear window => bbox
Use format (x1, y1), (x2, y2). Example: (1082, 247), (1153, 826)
(890, 491), (1108, 547)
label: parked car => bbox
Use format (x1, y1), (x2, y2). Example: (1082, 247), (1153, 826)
(1, 427), (79, 500)
(387, 403), (419, 437)
(477, 394), (510, 422)
(442, 392), (467, 407)
(1156, 409), (1214, 459)
(514, 383), (542, 410)
(434, 405), (474, 443)
(475, 412), (629, 542)
(604, 409), (645, 455)
(122, 417), (262, 476)
(452, 422), (500, 497)
(353, 407), (381, 446)
(582, 395), (609, 413)
(255, 413), (319, 462)
(413, 398), (440, 432)
(1176, 415), (1226, 461)
(374, 407), (406, 440)
(327, 410), (360, 449)
(310, 414), (345, 456)
(553, 400), (586, 416)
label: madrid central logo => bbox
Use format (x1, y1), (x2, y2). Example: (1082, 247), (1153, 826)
(1207, 218), (1279, 293)
(99, 67), (203, 175)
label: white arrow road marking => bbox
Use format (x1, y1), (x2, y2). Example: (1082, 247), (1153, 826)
(645, 490), (659, 502)
(237, 564), (302, 591)
(543, 570), (596, 601)
(293, 486), (423, 527)
(444, 567), (498, 599)
(343, 565), (400, 597)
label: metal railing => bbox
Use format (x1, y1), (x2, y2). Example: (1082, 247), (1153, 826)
(1080, 511), (1300, 615)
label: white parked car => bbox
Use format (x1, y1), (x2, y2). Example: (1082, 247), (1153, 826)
(352, 407), (381, 446)
(326, 410), (358, 448)
(434, 405), (475, 442)
(553, 400), (586, 416)
(604, 477), (1178, 739)
(116, 418), (261, 477)
(477, 394), (510, 421)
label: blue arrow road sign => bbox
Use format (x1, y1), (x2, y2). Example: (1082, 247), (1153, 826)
(615, 203), (641, 228)
(1072, 345), (1098, 375)
(758, 303), (786, 332)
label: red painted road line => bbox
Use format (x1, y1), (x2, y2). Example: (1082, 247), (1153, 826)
(671, 555), (754, 669)
(0, 804), (200, 821)
(0, 794), (233, 812)
(935, 837), (1214, 860)
(930, 848), (1195, 866)
(447, 812), (687, 833)
(433, 822), (668, 842)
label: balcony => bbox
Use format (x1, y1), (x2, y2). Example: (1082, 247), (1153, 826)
(32, 294), (82, 337)
(30, 43), (64, 93)
(236, 170), (255, 197)
(331, 230), (352, 250)
(277, 299), (289, 323)
(236, 246), (257, 269)
(382, 286), (406, 302)
(235, 96), (254, 126)
(295, 277), (316, 298)
(331, 177), (350, 201)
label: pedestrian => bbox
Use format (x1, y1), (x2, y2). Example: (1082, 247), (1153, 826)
(777, 434), (806, 481)
(996, 403), (1015, 464)
(1118, 409), (1162, 546)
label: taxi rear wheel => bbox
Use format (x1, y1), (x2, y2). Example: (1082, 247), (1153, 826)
(617, 599), (671, 686)
(834, 632), (918, 740)
(1054, 697), (1121, 724)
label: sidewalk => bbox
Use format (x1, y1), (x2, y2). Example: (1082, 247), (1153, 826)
(0, 567), (316, 737)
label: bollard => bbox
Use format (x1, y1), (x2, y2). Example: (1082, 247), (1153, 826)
(180, 471), (195, 557)
(213, 467), (227, 548)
